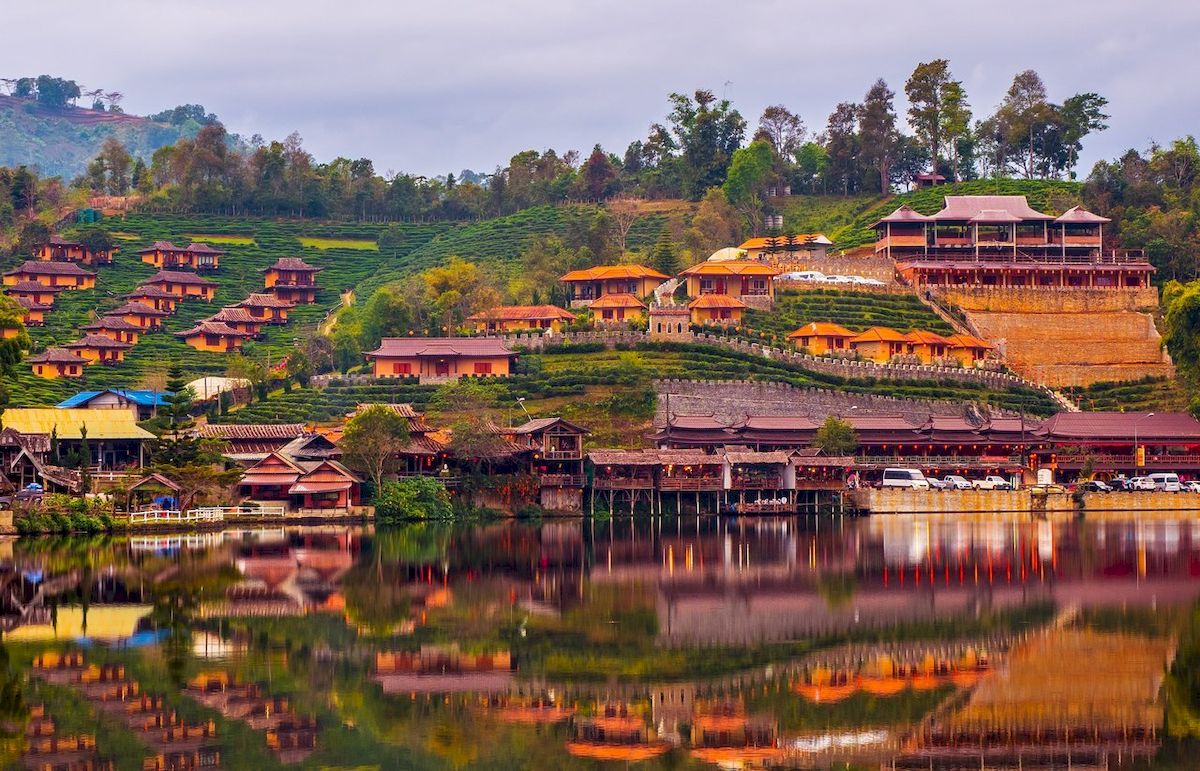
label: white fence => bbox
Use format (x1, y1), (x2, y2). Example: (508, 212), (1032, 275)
(126, 505), (287, 526)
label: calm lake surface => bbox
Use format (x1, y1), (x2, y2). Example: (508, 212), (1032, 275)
(4, 514), (1200, 769)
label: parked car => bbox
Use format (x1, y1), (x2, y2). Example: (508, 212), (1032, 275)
(973, 475), (1014, 491)
(823, 275), (854, 285)
(1076, 480), (1113, 493)
(1109, 476), (1132, 491)
(942, 475), (973, 490)
(881, 468), (930, 490)
(849, 276), (886, 286)
(1185, 480), (1200, 493)
(1128, 476), (1156, 491)
(781, 270), (826, 282)
(927, 477), (949, 490)
(1149, 472), (1183, 492)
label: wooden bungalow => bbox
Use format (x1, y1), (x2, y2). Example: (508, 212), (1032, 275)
(80, 316), (141, 345)
(36, 234), (116, 265)
(902, 329), (953, 363)
(185, 242), (224, 270)
(263, 257), (322, 304)
(688, 294), (747, 326)
(65, 334), (132, 365)
(56, 389), (169, 420)
(6, 280), (64, 307)
(28, 348), (87, 379)
(945, 333), (996, 366)
(126, 473), (184, 511)
(848, 327), (907, 363)
(587, 449), (659, 513)
(733, 415), (820, 450)
(342, 403), (446, 475)
(467, 305), (576, 334)
(2, 261), (96, 290)
(508, 417), (589, 511)
(787, 322), (855, 355)
(234, 292), (295, 325)
(721, 447), (795, 494)
(136, 240), (189, 269)
(197, 423), (310, 464)
(239, 452), (362, 514)
(364, 337), (517, 380)
(3, 407), (155, 470)
(15, 296), (49, 326)
(175, 321), (253, 353)
(106, 301), (169, 331)
(559, 265), (669, 307)
(653, 415), (735, 449)
(679, 261), (779, 309)
(124, 285), (180, 313)
(142, 270), (218, 302)
(588, 293), (646, 325)
(203, 307), (265, 337)
(656, 449), (724, 495)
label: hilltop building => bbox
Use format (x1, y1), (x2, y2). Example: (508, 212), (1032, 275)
(141, 270), (218, 302)
(559, 265), (669, 307)
(467, 305), (576, 334)
(3, 261), (95, 290)
(35, 234), (116, 265)
(263, 257), (322, 304)
(234, 293), (294, 325)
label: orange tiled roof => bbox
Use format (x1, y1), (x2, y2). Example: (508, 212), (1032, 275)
(679, 261), (780, 277)
(688, 295), (747, 310)
(588, 293), (646, 309)
(903, 329), (953, 345)
(468, 305), (576, 322)
(787, 322), (855, 339)
(849, 326), (907, 344)
(560, 264), (669, 282)
(945, 333), (995, 349)
(738, 234), (831, 249)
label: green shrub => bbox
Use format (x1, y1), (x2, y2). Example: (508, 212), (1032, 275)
(374, 477), (453, 522)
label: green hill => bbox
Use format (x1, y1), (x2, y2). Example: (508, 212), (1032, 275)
(0, 95), (191, 178)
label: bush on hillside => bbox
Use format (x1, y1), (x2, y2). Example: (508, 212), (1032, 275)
(374, 477), (453, 523)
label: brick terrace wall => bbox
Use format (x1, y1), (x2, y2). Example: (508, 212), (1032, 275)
(653, 379), (997, 426)
(938, 286), (1161, 314)
(770, 254), (899, 284)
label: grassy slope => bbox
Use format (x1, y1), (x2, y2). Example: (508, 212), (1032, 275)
(781, 179), (1085, 250)
(743, 288), (956, 341)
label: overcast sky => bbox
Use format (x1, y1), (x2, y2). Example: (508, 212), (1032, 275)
(9, 1), (1199, 178)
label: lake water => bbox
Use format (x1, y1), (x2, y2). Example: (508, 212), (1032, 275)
(3, 514), (1200, 769)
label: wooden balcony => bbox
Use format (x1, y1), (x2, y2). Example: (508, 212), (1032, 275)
(538, 473), (585, 488)
(1052, 453), (1200, 469)
(542, 449), (582, 461)
(729, 478), (786, 491)
(658, 477), (724, 492)
(593, 477), (656, 491)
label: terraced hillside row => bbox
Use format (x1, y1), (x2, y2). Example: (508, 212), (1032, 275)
(743, 288), (956, 340)
(221, 344), (1060, 448)
(781, 179), (1084, 250)
(1061, 376), (1188, 412)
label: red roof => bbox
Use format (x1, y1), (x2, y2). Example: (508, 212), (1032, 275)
(15, 297), (52, 311)
(145, 270), (218, 286)
(263, 257), (322, 273)
(135, 240), (185, 254)
(185, 242), (226, 254)
(28, 347), (87, 364)
(788, 322), (855, 339)
(1037, 412), (1200, 442)
(205, 307), (261, 324)
(1055, 206), (1111, 224)
(6, 281), (65, 293)
(933, 195), (1054, 222)
(108, 301), (169, 317)
(688, 295), (748, 310)
(4, 260), (95, 277)
(735, 416), (820, 430)
(589, 293), (646, 309)
(66, 334), (132, 350)
(365, 337), (516, 359)
(468, 305), (575, 323)
(235, 293), (296, 309)
(175, 321), (253, 338)
(873, 204), (933, 226)
(125, 285), (178, 299)
(82, 316), (141, 332)
(199, 424), (309, 440)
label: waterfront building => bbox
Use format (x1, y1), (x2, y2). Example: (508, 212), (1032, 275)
(2, 407), (154, 470)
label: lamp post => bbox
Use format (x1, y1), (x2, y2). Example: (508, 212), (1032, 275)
(1134, 412), (1155, 471)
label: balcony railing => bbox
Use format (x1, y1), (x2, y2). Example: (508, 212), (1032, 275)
(729, 478), (785, 490)
(658, 477), (724, 492)
(538, 473), (585, 487)
(593, 477), (656, 490)
(1051, 453), (1200, 468)
(542, 449), (583, 460)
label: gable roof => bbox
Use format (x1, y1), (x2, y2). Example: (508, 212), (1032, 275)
(737, 234), (832, 249)
(2, 408), (155, 440)
(81, 316), (142, 332)
(199, 423), (309, 440)
(849, 326), (907, 344)
(205, 307), (261, 324)
(688, 294), (748, 310)
(57, 389), (171, 409)
(1036, 412), (1200, 442)
(467, 305), (576, 323)
(175, 321), (253, 338)
(588, 293), (646, 309)
(125, 285), (178, 299)
(184, 242), (225, 254)
(903, 329), (953, 345)
(365, 337), (516, 359)
(933, 195), (1055, 222)
(235, 292), (296, 309)
(27, 348), (87, 365)
(510, 417), (589, 435)
(788, 322), (856, 339)
(7, 280), (65, 293)
(134, 240), (185, 253)
(108, 301), (169, 317)
(65, 334), (132, 350)
(944, 333), (995, 350)
(873, 204), (934, 227)
(144, 270), (218, 286)
(1055, 205), (1111, 224)
(560, 264), (669, 282)
(3, 260), (95, 277)
(680, 261), (780, 277)
(263, 257), (322, 273)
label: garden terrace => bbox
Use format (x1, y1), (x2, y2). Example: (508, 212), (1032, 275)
(1060, 376), (1186, 412)
(742, 288), (956, 344)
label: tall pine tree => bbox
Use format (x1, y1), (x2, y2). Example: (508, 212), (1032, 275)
(149, 364), (203, 466)
(650, 227), (679, 277)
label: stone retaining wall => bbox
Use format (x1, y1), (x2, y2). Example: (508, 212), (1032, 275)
(859, 488), (1200, 516)
(938, 285), (1161, 313)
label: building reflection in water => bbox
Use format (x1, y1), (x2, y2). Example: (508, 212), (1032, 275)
(2, 514), (1196, 769)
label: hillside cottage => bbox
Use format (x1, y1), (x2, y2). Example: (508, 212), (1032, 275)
(15, 297), (49, 326)
(559, 265), (669, 307)
(142, 270), (218, 302)
(198, 423), (311, 463)
(688, 294), (747, 326)
(136, 240), (189, 268)
(737, 234), (832, 262)
(203, 307), (265, 337)
(175, 321), (253, 352)
(848, 327), (907, 363)
(123, 285), (179, 313)
(467, 305), (576, 334)
(80, 316), (141, 345)
(588, 293), (646, 325)
(3, 261), (96, 290)
(107, 301), (169, 331)
(239, 452), (362, 514)
(679, 261), (779, 309)
(6, 281), (64, 307)
(902, 329), (953, 363)
(27, 348), (87, 379)
(876, 196), (1154, 288)
(263, 257), (322, 304)
(65, 334), (132, 364)
(507, 417), (589, 511)
(234, 292), (295, 325)
(185, 242), (224, 270)
(787, 322), (855, 355)
(36, 234), (116, 265)
(365, 337), (517, 380)
(945, 333), (996, 366)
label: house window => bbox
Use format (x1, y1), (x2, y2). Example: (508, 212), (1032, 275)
(473, 362), (493, 374)
(602, 309), (614, 320)
(392, 362), (412, 375)
(700, 278), (716, 294)
(748, 278), (768, 294)
(205, 334), (220, 346)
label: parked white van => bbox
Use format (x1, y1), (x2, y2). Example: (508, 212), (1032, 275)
(882, 468), (930, 490)
(1149, 472), (1182, 492)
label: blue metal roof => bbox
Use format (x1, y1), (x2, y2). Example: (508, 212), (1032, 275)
(56, 389), (171, 409)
